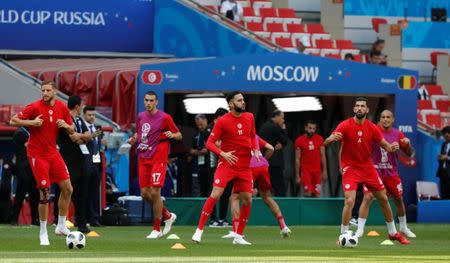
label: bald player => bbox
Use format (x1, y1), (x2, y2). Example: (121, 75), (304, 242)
(356, 110), (416, 238)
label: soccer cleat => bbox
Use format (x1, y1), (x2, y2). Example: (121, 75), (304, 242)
(389, 232), (411, 245)
(55, 225), (70, 236)
(209, 220), (220, 228)
(280, 227), (291, 238)
(192, 228), (203, 243)
(146, 230), (163, 239)
(221, 231), (237, 239)
(233, 234), (252, 245)
(39, 235), (50, 246)
(349, 218), (358, 227)
(355, 230), (364, 238)
(400, 227), (416, 238)
(162, 213), (177, 235)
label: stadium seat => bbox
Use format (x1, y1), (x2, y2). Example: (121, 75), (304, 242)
(271, 32), (291, 42)
(436, 100), (450, 112)
(205, 5), (217, 12)
(417, 113), (423, 122)
(243, 16), (262, 23)
(254, 31), (271, 38)
(277, 8), (296, 18)
(325, 54), (342, 60)
(425, 114), (442, 128)
(418, 100), (434, 110)
(371, 18), (387, 33)
(259, 7), (277, 18)
(311, 33), (331, 47)
(416, 181), (440, 200)
(335, 40), (353, 49)
(431, 95), (450, 108)
(266, 22), (285, 32)
(246, 22), (264, 32)
(352, 54), (363, 62)
(292, 34), (311, 47)
(275, 37), (294, 48)
(243, 7), (256, 17)
(252, 0), (273, 16)
(425, 84), (444, 96)
(315, 39), (334, 49)
(287, 24), (306, 33)
(306, 24), (325, 33)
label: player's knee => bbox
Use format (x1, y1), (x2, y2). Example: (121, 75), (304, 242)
(241, 194), (253, 206)
(149, 189), (160, 200)
(344, 197), (355, 208)
(140, 191), (149, 201)
(39, 187), (50, 204)
(377, 194), (389, 204)
(363, 194), (374, 204)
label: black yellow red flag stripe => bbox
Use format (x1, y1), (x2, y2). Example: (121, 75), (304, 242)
(397, 75), (416, 90)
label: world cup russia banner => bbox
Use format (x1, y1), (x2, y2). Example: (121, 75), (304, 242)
(0, 0), (154, 52)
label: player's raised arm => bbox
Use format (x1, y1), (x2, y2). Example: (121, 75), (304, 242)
(163, 114), (182, 141)
(10, 114), (43, 127)
(324, 132), (342, 146)
(399, 134), (414, 157)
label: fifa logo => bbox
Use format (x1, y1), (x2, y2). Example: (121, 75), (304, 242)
(141, 123), (151, 143)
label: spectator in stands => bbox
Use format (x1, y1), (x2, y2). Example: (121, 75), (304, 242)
(370, 39), (387, 65)
(220, 0), (243, 22)
(260, 110), (289, 197)
(11, 127), (39, 226)
(437, 126), (450, 199)
(82, 106), (104, 227)
(163, 155), (178, 197)
(369, 50), (385, 65)
(0, 157), (13, 223)
(418, 84), (429, 100)
(344, 53), (355, 61)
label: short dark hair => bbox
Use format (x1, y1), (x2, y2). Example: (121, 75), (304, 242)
(372, 39), (385, 49)
(370, 50), (382, 58)
(214, 107), (228, 118)
(41, 80), (56, 89)
(226, 91), (242, 103)
(271, 110), (283, 118)
(442, 126), (450, 134)
(354, 96), (368, 106)
(145, 91), (158, 99)
(344, 53), (354, 60)
(83, 105), (95, 114)
(304, 120), (317, 126)
(195, 114), (207, 120)
(67, 96), (82, 110)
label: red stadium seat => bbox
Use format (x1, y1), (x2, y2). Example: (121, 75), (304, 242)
(259, 7), (277, 18)
(425, 114), (442, 128)
(266, 22), (285, 32)
(205, 5), (217, 12)
(306, 24), (325, 33)
(246, 22), (264, 32)
(287, 24), (305, 33)
(371, 18), (387, 33)
(315, 39), (334, 49)
(418, 100), (434, 110)
(430, 51), (448, 67)
(353, 54), (363, 62)
(325, 54), (342, 60)
(436, 100), (450, 112)
(425, 84), (444, 96)
(243, 7), (256, 17)
(335, 40), (353, 49)
(277, 8), (296, 18)
(275, 37), (294, 48)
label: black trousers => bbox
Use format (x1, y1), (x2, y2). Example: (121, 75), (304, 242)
(352, 184), (364, 218)
(198, 166), (213, 197)
(440, 175), (450, 199)
(86, 161), (102, 224)
(269, 166), (286, 197)
(11, 164), (39, 224)
(54, 158), (88, 228)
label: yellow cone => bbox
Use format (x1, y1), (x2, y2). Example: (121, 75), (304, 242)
(171, 243), (186, 250)
(65, 220), (74, 229)
(367, 231), (380, 237)
(87, 231), (100, 237)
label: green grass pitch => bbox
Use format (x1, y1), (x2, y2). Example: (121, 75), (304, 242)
(1, 224), (449, 262)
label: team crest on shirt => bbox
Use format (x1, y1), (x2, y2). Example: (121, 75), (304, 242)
(48, 110), (54, 122)
(41, 180), (47, 186)
(308, 141), (314, 150)
(357, 130), (363, 143)
(215, 179), (221, 184)
(141, 123), (151, 143)
(237, 123), (242, 129)
(345, 184), (350, 189)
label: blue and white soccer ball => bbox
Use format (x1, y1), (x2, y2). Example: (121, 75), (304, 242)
(338, 230), (358, 248)
(66, 231), (86, 249)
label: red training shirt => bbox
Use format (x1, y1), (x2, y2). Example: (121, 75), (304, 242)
(18, 100), (73, 157)
(332, 117), (383, 169)
(206, 112), (257, 168)
(294, 133), (324, 172)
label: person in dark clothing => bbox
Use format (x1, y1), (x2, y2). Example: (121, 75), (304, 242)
(11, 127), (39, 225)
(437, 126), (450, 199)
(259, 110), (289, 197)
(56, 96), (91, 233)
(0, 158), (13, 223)
(82, 106), (104, 227)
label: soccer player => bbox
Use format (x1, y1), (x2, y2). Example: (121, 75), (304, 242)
(128, 91), (180, 239)
(294, 120), (328, 197)
(192, 91), (259, 245)
(10, 80), (75, 246)
(324, 97), (410, 245)
(222, 135), (291, 239)
(356, 110), (416, 238)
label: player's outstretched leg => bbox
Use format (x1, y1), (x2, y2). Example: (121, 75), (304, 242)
(394, 196), (416, 238)
(222, 193), (239, 239)
(372, 190), (410, 245)
(162, 206), (177, 235)
(54, 179), (73, 237)
(38, 187), (51, 246)
(260, 190), (291, 238)
(355, 192), (374, 238)
(192, 187), (224, 243)
(146, 187), (164, 239)
(232, 192), (252, 245)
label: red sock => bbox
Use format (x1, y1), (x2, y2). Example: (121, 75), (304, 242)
(232, 218), (239, 233)
(236, 204), (251, 235)
(153, 217), (162, 232)
(197, 197), (218, 230)
(162, 207), (171, 221)
(277, 215), (287, 230)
